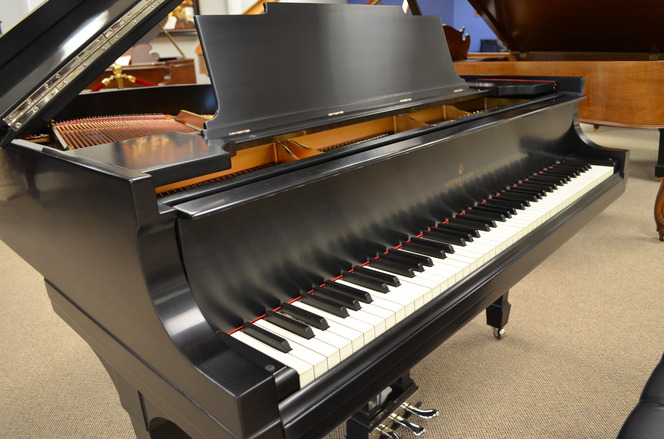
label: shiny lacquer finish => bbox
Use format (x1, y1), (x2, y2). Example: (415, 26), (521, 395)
(0, 3), (628, 439)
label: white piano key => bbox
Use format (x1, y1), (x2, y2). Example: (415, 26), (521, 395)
(291, 301), (368, 350)
(370, 295), (407, 323)
(231, 331), (316, 387)
(253, 319), (341, 369)
(294, 301), (377, 343)
(336, 279), (416, 315)
(309, 327), (354, 361)
(360, 301), (397, 330)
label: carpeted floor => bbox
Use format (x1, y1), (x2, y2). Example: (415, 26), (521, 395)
(1, 124), (662, 439)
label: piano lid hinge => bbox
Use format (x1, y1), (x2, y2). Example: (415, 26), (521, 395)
(518, 51), (528, 61)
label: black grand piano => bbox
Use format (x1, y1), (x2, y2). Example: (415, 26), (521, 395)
(0, 1), (627, 438)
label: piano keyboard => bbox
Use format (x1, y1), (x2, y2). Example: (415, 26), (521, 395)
(230, 161), (615, 387)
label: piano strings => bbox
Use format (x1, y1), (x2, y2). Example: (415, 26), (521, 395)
(51, 114), (200, 150)
(29, 97), (521, 199)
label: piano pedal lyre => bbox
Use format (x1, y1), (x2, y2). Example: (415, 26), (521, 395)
(346, 373), (438, 439)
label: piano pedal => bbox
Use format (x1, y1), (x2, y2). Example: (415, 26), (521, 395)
(376, 424), (400, 439)
(401, 402), (439, 419)
(346, 377), (438, 439)
(388, 413), (426, 436)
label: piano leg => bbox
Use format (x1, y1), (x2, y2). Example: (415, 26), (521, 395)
(485, 292), (511, 339)
(346, 372), (435, 438)
(97, 358), (189, 439)
(657, 128), (664, 180)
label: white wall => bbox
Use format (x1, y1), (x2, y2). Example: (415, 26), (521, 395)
(0, 0), (45, 33)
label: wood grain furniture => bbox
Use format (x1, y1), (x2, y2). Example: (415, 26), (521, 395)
(454, 0), (664, 179)
(656, 180), (664, 241)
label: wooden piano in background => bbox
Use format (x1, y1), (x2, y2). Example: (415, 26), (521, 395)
(86, 57), (195, 89)
(454, 0), (664, 179)
(0, 2), (628, 438)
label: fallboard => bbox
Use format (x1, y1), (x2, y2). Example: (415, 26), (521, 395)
(175, 103), (579, 332)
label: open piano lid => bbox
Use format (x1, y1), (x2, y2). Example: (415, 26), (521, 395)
(468, 0), (664, 54)
(0, 0), (184, 147)
(197, 3), (471, 144)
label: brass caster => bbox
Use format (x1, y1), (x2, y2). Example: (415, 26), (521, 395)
(493, 327), (506, 339)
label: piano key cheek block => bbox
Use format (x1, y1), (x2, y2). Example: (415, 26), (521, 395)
(0, 2), (628, 438)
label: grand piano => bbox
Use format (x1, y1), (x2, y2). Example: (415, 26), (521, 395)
(0, 1), (627, 438)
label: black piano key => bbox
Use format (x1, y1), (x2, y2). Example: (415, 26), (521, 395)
(551, 166), (580, 177)
(368, 258), (416, 277)
(323, 281), (373, 303)
(437, 222), (481, 238)
(353, 266), (400, 287)
(542, 170), (574, 180)
(265, 309), (315, 339)
(510, 185), (547, 197)
(242, 321), (292, 353)
(535, 170), (572, 183)
(401, 239), (448, 259)
(495, 194), (530, 206)
(424, 229), (466, 246)
(540, 170), (572, 180)
(389, 249), (434, 267)
(528, 175), (562, 186)
(343, 271), (390, 293)
(472, 204), (515, 217)
(504, 188), (541, 200)
(464, 210), (506, 222)
(301, 293), (349, 317)
(518, 181), (555, 193)
(279, 302), (330, 330)
(451, 216), (495, 230)
(380, 251), (425, 271)
(485, 198), (527, 211)
(312, 286), (362, 310)
(556, 162), (589, 172)
(411, 236), (455, 253)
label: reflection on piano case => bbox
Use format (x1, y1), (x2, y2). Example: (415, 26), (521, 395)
(0, 2), (628, 439)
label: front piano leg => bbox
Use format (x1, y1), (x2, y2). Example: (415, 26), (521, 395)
(346, 372), (438, 438)
(485, 291), (511, 339)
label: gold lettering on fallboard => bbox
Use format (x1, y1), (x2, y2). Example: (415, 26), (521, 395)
(444, 170), (476, 188)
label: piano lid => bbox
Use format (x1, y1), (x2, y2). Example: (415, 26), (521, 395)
(197, 3), (470, 143)
(0, 0), (184, 147)
(468, 0), (664, 54)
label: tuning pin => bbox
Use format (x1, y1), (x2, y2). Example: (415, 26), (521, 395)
(376, 424), (400, 439)
(389, 414), (426, 436)
(401, 402), (439, 419)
